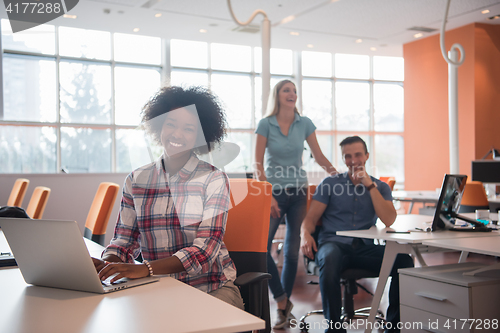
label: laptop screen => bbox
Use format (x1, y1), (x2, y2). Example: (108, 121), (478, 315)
(431, 174), (467, 231)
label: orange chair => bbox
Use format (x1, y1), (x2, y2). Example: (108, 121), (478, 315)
(379, 176), (396, 190)
(225, 179), (272, 333)
(459, 181), (489, 213)
(83, 182), (120, 246)
(25, 186), (51, 219)
(7, 178), (30, 207)
(307, 184), (317, 210)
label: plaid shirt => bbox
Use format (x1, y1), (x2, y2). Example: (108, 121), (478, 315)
(103, 153), (236, 293)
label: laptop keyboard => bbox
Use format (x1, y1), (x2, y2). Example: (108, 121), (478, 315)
(101, 273), (128, 287)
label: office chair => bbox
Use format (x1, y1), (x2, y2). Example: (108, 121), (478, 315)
(459, 181), (489, 213)
(7, 178), (30, 207)
(83, 182), (120, 246)
(379, 176), (396, 191)
(299, 185), (384, 332)
(25, 186), (51, 219)
(225, 179), (272, 333)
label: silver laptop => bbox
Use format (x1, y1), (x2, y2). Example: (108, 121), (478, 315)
(0, 218), (159, 293)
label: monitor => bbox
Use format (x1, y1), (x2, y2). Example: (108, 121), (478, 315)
(431, 174), (491, 232)
(471, 160), (500, 183)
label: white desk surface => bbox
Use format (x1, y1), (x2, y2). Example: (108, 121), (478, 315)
(336, 214), (500, 243)
(0, 233), (265, 333)
(422, 237), (500, 257)
(391, 190), (439, 202)
(335, 214), (500, 333)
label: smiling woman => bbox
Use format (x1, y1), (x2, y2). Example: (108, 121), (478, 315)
(91, 86), (244, 310)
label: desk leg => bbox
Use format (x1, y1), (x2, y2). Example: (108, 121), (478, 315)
(410, 245), (427, 267)
(459, 251), (469, 263)
(364, 241), (399, 333)
(408, 202), (414, 214)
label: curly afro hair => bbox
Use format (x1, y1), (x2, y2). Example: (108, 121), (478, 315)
(141, 86), (227, 154)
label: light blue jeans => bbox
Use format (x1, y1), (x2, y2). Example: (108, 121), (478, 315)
(267, 187), (307, 302)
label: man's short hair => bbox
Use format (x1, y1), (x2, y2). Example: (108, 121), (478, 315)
(339, 136), (368, 154)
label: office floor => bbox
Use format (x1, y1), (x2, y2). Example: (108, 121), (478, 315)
(268, 246), (500, 333)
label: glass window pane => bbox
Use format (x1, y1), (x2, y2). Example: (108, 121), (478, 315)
(114, 33), (161, 65)
(61, 127), (111, 173)
(335, 81), (370, 131)
(0, 126), (56, 173)
(1, 20), (55, 54)
(115, 66), (161, 126)
(303, 134), (333, 172)
(171, 70), (209, 87)
(335, 54), (369, 79)
(373, 56), (404, 81)
(59, 61), (112, 124)
(302, 79), (332, 130)
(254, 47), (293, 75)
(375, 135), (404, 182)
(211, 43), (251, 72)
(254, 76), (286, 123)
(336, 134), (372, 173)
(222, 132), (252, 173)
(2, 55), (56, 122)
(211, 73), (251, 129)
(59, 26), (111, 60)
(116, 129), (154, 173)
(170, 39), (208, 69)
(302, 51), (332, 77)
(374, 83), (404, 132)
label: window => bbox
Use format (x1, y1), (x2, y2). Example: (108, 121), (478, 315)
(302, 53), (404, 183)
(1, 26), (404, 184)
(1, 22), (162, 173)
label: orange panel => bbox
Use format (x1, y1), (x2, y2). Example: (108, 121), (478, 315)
(224, 179), (272, 253)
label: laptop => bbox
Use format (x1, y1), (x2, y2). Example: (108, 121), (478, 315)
(0, 218), (159, 293)
(431, 174), (492, 232)
(0, 229), (16, 267)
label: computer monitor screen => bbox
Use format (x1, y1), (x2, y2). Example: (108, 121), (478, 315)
(431, 174), (467, 231)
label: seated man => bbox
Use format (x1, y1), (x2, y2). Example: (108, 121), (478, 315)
(300, 136), (413, 333)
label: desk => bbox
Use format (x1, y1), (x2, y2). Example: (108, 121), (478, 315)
(391, 191), (438, 213)
(392, 191), (500, 214)
(423, 237), (500, 277)
(0, 235), (265, 333)
(336, 214), (500, 333)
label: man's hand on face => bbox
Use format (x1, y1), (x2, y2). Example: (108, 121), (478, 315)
(352, 166), (372, 186)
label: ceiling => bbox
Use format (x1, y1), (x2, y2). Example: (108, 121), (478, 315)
(2, 0), (500, 56)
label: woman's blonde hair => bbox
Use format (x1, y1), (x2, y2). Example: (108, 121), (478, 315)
(264, 79), (300, 118)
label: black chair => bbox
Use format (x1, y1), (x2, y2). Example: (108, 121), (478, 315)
(299, 226), (385, 332)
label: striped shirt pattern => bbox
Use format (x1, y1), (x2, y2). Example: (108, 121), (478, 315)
(103, 153), (237, 293)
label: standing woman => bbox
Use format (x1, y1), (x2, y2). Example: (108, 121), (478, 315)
(254, 80), (337, 329)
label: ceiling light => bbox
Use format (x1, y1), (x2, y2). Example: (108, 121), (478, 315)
(199, 29), (207, 33)
(63, 14), (77, 19)
(370, 47), (377, 51)
(355, 39), (362, 43)
(155, 13), (162, 18)
(307, 44), (314, 48)
(488, 14), (500, 20)
(133, 28), (140, 32)
(280, 15), (295, 24)
(482, 9), (490, 14)
(414, 33), (423, 38)
(290, 31), (300, 36)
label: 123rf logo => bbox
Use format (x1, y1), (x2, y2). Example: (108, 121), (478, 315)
(3, 0), (79, 33)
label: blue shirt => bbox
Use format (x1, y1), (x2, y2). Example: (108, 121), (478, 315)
(313, 172), (392, 246)
(255, 114), (316, 190)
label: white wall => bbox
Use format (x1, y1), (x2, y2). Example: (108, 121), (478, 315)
(1, 173), (127, 245)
